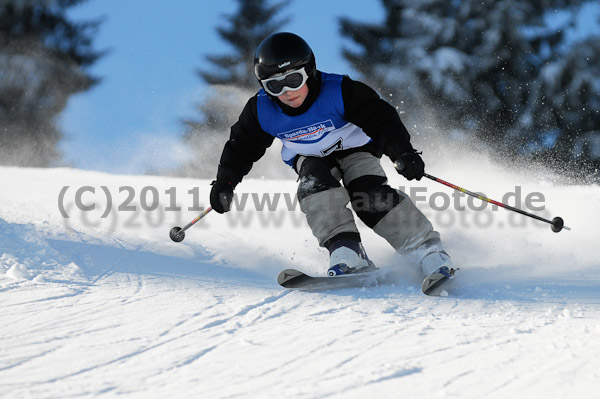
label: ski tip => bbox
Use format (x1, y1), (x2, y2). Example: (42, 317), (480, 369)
(421, 277), (448, 295)
(421, 267), (459, 296)
(277, 269), (306, 286)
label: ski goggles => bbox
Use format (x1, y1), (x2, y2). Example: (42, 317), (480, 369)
(260, 67), (309, 96)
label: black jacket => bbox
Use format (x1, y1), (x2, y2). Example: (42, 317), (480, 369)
(215, 72), (414, 186)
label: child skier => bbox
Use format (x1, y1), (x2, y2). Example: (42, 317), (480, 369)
(209, 32), (454, 286)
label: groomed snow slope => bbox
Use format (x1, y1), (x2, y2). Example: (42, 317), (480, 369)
(1, 163), (599, 398)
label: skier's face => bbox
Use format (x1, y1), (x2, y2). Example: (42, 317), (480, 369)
(277, 83), (309, 108)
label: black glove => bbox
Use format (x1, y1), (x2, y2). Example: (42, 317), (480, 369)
(210, 180), (234, 214)
(389, 147), (425, 181)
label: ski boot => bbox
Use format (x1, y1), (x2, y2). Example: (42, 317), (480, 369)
(420, 250), (459, 294)
(327, 240), (376, 277)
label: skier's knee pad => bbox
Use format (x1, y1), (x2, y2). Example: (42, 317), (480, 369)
(296, 157), (341, 202)
(347, 175), (404, 228)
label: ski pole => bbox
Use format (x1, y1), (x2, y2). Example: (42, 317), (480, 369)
(423, 173), (570, 232)
(393, 162), (570, 233)
(169, 207), (212, 242)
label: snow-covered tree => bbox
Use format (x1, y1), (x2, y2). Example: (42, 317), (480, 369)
(526, 37), (600, 180)
(0, 0), (102, 166)
(180, 0), (290, 178)
(340, 0), (598, 178)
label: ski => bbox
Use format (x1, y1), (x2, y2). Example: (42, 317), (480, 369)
(278, 266), (459, 294)
(421, 267), (459, 295)
(277, 268), (383, 290)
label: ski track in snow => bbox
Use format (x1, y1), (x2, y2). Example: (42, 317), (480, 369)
(1, 166), (599, 398)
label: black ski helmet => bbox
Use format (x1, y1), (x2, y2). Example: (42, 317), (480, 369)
(254, 32), (316, 81)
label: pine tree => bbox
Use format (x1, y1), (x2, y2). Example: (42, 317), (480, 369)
(0, 0), (102, 166)
(339, 0), (597, 178)
(527, 37), (600, 180)
(180, 0), (290, 178)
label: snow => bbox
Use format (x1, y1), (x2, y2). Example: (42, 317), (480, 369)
(1, 161), (599, 398)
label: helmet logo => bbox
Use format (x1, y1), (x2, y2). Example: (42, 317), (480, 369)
(278, 61), (291, 68)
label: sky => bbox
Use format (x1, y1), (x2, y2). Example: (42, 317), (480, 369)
(60, 0), (385, 174)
